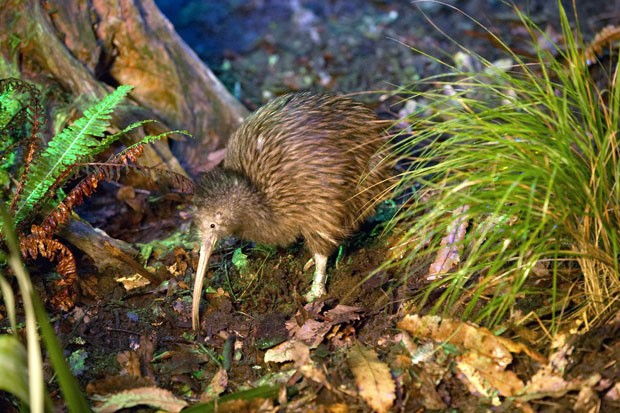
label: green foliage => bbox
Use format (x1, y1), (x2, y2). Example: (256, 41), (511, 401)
(0, 81), (23, 129)
(0, 79), (190, 253)
(387, 2), (620, 329)
(0, 206), (92, 412)
(0, 79), (41, 193)
(12, 84), (133, 223)
(232, 247), (250, 273)
(68, 349), (88, 376)
(137, 231), (198, 264)
(0, 80), (190, 409)
(0, 335), (29, 404)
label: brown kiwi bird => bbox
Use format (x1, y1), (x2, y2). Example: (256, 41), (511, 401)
(192, 93), (391, 330)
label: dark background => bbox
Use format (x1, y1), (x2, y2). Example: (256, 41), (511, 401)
(153, 0), (620, 106)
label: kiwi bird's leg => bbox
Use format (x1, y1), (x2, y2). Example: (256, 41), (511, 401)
(192, 235), (217, 331)
(304, 253), (328, 302)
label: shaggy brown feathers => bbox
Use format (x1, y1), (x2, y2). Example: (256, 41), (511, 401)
(191, 93), (390, 330)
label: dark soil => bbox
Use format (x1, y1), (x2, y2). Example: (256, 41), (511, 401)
(156, 0), (619, 108)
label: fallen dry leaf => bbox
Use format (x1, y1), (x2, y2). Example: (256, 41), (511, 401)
(264, 340), (311, 366)
(325, 403), (349, 413)
(200, 367), (228, 402)
(264, 340), (333, 391)
(86, 375), (155, 396)
(285, 303), (363, 348)
(398, 315), (555, 402)
(604, 382), (620, 401)
(519, 341), (602, 402)
(522, 371), (601, 402)
(456, 350), (524, 402)
(117, 351), (141, 377)
(287, 317), (328, 348)
(427, 204), (469, 280)
(573, 385), (600, 412)
(323, 305), (364, 323)
(421, 371), (450, 409)
(92, 387), (187, 413)
(398, 314), (547, 365)
(115, 273), (151, 291)
(347, 342), (395, 413)
(299, 362), (333, 391)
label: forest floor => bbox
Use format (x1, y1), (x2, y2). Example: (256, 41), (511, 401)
(3, 1), (620, 412)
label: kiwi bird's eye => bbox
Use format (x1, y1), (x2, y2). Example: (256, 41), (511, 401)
(210, 223), (216, 229)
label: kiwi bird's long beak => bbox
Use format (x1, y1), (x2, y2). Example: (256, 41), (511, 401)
(192, 234), (217, 331)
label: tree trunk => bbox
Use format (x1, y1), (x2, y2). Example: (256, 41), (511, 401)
(0, 0), (246, 285)
(1, 0), (247, 171)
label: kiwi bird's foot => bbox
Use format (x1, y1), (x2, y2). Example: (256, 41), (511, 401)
(304, 279), (327, 302)
(304, 253), (328, 302)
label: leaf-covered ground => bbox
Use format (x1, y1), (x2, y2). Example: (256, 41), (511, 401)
(3, 1), (620, 411)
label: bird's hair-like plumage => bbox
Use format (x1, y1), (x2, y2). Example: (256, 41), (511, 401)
(195, 92), (391, 257)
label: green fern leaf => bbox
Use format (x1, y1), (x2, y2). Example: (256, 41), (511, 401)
(14, 85), (133, 223)
(98, 120), (158, 150)
(118, 128), (192, 156)
(0, 82), (23, 130)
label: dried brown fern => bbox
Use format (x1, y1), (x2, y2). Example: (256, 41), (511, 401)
(1, 79), (192, 310)
(1, 79), (46, 214)
(585, 25), (620, 64)
(39, 146), (147, 237)
(19, 229), (77, 310)
(15, 140), (192, 309)
(38, 142), (194, 237)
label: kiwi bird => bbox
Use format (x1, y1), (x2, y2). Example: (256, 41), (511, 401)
(192, 93), (390, 330)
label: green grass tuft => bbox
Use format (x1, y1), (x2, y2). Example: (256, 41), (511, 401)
(385, 1), (620, 331)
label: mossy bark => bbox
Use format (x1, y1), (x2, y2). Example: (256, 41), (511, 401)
(0, 0), (246, 277)
(0, 0), (247, 167)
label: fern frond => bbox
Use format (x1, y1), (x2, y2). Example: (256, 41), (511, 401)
(0, 82), (20, 130)
(13, 85), (133, 224)
(117, 129), (191, 158)
(6, 80), (46, 215)
(1, 78), (46, 230)
(36, 129), (192, 238)
(97, 119), (158, 150)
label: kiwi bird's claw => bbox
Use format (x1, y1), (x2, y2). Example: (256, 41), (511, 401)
(304, 281), (327, 302)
